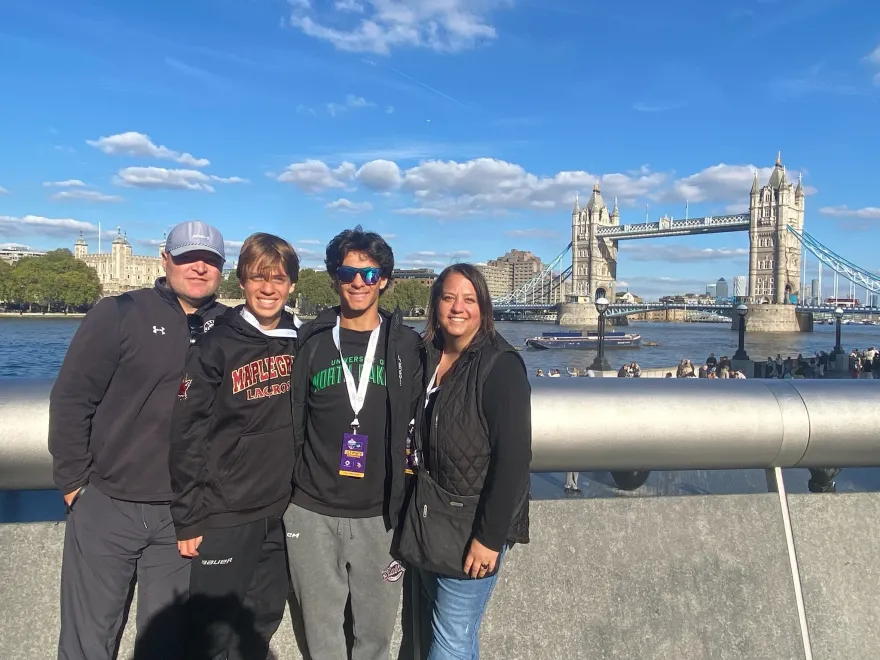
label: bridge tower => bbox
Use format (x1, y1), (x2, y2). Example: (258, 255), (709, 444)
(571, 182), (619, 301)
(748, 153), (804, 303)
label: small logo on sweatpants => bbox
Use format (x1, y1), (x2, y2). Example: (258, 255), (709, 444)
(382, 560), (405, 582)
(201, 557), (233, 566)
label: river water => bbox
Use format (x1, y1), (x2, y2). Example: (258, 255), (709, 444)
(2, 315), (879, 522)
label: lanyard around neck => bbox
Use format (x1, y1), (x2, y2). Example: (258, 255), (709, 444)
(424, 363), (442, 409)
(332, 316), (382, 430)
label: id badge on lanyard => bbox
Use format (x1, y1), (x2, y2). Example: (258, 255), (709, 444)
(333, 316), (382, 479)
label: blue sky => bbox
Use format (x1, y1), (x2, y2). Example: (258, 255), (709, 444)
(0, 0), (878, 299)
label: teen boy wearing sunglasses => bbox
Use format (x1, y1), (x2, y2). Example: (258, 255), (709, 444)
(284, 226), (423, 660)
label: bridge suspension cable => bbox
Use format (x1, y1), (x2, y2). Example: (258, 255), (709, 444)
(788, 226), (880, 295)
(492, 242), (572, 306)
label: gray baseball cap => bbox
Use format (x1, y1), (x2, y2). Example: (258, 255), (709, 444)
(164, 220), (225, 262)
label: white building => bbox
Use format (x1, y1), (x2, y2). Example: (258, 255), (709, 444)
(75, 228), (165, 295)
(0, 245), (47, 265)
(733, 276), (747, 298)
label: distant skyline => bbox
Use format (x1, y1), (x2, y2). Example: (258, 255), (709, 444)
(1, 0), (879, 300)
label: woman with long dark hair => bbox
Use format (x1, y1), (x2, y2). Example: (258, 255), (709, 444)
(400, 263), (531, 659)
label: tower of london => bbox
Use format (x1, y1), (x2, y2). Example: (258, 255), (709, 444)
(74, 228), (165, 295)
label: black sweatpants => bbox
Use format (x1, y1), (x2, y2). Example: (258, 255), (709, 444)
(186, 516), (288, 660)
(58, 485), (191, 660)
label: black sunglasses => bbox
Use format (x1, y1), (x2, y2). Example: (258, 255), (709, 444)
(336, 266), (383, 285)
(187, 314), (205, 344)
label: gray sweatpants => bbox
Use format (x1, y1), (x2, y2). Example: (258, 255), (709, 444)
(58, 485), (191, 660)
(283, 503), (403, 660)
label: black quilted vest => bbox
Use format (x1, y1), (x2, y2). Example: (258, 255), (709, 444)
(424, 334), (530, 545)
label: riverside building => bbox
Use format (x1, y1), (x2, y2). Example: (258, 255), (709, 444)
(0, 245), (47, 264)
(74, 228), (164, 295)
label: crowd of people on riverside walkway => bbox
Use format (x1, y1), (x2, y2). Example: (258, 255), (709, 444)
(847, 347), (880, 378)
(48, 220), (532, 660)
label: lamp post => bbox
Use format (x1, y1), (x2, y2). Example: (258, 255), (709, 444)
(590, 297), (612, 372)
(733, 304), (749, 360)
(833, 306), (844, 355)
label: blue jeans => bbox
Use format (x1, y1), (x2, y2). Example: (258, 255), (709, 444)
(420, 550), (506, 660)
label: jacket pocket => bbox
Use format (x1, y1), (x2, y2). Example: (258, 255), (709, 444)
(218, 426), (294, 510)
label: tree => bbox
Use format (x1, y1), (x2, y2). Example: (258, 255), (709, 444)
(0, 249), (101, 312)
(385, 280), (430, 314)
(296, 269), (337, 312)
(0, 260), (12, 303)
(218, 271), (243, 299)
(57, 265), (101, 311)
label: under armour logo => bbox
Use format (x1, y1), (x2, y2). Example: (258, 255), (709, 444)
(152, 326), (165, 335)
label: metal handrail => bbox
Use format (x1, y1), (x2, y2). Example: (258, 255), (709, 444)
(1, 378), (878, 490)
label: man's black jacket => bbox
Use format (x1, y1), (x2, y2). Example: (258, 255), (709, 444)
(291, 307), (423, 529)
(48, 278), (225, 502)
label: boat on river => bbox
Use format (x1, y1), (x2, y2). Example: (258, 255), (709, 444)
(525, 331), (642, 350)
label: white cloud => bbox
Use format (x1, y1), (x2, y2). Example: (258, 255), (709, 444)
(324, 94), (376, 117)
(345, 94), (372, 108)
(396, 158), (664, 216)
(294, 246), (322, 259)
(43, 179), (86, 188)
(386, 105), (394, 114)
(225, 240), (245, 250)
(276, 156), (662, 216)
(356, 159), (402, 191)
(0, 186), (8, 194)
(866, 44), (880, 84)
(406, 249), (470, 259)
(620, 243), (749, 263)
(273, 154), (812, 218)
(276, 160), (356, 192)
(658, 163), (811, 204)
(820, 205), (880, 220)
(334, 0), (364, 11)
(505, 228), (561, 239)
(0, 242), (29, 249)
(326, 198), (373, 212)
(298, 239), (323, 245)
(137, 238), (166, 248)
(87, 131), (210, 167)
(0, 214), (97, 239)
(287, 0), (508, 55)
(114, 167), (246, 192)
(51, 189), (124, 203)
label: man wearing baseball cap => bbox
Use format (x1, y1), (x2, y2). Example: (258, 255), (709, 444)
(49, 220), (227, 660)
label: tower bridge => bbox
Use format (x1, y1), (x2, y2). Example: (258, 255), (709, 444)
(493, 154), (879, 332)
(567, 153), (804, 311)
